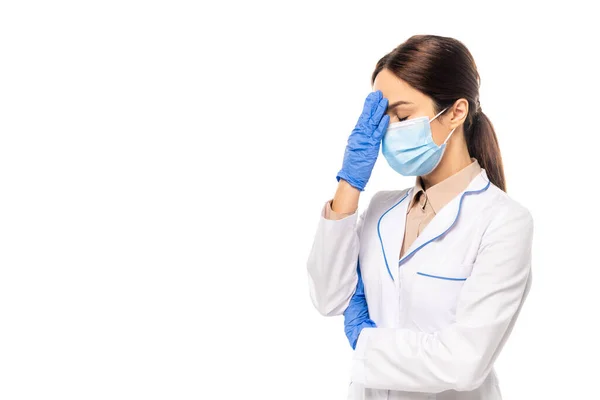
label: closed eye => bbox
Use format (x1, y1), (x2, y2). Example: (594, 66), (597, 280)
(396, 115), (409, 122)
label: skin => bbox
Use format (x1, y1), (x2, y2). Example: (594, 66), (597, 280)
(331, 68), (471, 214)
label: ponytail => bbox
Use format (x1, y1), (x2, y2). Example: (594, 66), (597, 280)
(465, 108), (506, 192)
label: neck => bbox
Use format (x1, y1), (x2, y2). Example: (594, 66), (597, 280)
(421, 130), (472, 188)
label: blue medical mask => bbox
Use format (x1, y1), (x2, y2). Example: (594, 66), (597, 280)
(381, 107), (457, 176)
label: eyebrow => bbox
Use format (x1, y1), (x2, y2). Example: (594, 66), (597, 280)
(386, 100), (413, 112)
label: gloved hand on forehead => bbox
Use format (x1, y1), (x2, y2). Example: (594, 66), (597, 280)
(336, 90), (390, 191)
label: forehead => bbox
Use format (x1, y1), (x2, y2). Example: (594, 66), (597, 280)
(372, 68), (429, 104)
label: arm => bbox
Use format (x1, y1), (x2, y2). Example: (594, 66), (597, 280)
(344, 263), (377, 349)
(306, 192), (367, 316)
(351, 206), (534, 393)
(307, 90), (389, 316)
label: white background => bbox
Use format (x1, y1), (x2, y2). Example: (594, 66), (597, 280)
(1, 1), (599, 399)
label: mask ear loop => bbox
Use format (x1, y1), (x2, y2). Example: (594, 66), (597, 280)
(430, 107), (457, 146)
(429, 107), (448, 122)
(443, 127), (457, 145)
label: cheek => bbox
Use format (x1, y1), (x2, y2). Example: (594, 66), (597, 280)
(430, 123), (449, 146)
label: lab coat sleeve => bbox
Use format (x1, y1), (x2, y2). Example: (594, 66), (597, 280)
(351, 205), (534, 393)
(307, 199), (367, 317)
(344, 264), (377, 349)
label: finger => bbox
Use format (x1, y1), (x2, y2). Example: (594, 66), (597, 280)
(360, 90), (382, 119)
(370, 96), (388, 126)
(373, 114), (390, 142)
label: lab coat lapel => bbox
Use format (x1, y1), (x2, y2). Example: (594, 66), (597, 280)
(376, 189), (412, 283)
(398, 170), (491, 266)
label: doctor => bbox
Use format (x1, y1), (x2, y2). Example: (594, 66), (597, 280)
(306, 35), (533, 400)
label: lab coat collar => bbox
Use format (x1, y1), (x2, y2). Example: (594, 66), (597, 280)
(377, 189), (412, 283)
(398, 169), (491, 267)
(377, 169), (492, 283)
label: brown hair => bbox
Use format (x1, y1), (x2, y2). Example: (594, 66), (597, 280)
(371, 35), (506, 191)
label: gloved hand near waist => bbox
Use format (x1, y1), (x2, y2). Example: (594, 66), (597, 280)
(336, 90), (390, 191)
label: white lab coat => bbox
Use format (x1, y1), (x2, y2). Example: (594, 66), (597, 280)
(307, 169), (533, 400)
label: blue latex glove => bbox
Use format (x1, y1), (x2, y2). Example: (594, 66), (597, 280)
(343, 263), (377, 350)
(336, 90), (390, 191)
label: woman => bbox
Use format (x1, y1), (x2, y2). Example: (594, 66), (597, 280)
(306, 35), (533, 400)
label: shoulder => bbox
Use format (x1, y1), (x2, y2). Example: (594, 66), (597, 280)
(371, 188), (412, 205)
(482, 183), (534, 236)
(370, 187), (412, 209)
(361, 188), (412, 219)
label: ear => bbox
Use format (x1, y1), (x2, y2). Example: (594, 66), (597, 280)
(447, 98), (469, 128)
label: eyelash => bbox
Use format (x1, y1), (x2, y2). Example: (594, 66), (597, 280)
(396, 115), (408, 122)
